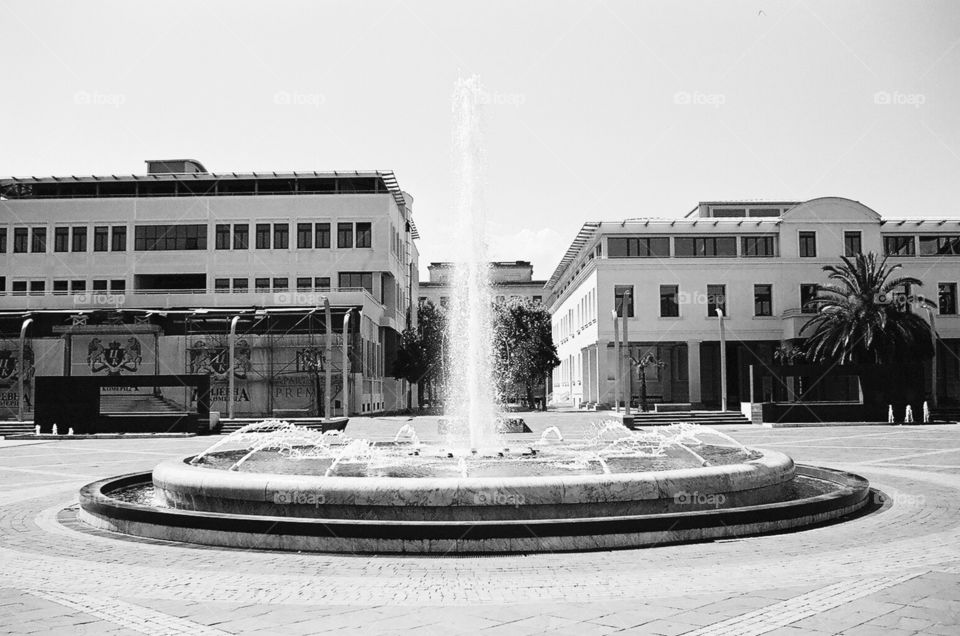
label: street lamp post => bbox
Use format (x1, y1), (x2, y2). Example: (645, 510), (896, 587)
(227, 315), (240, 420)
(18, 317), (33, 422)
(622, 290), (631, 418)
(927, 306), (938, 408)
(324, 298), (332, 422)
(716, 308), (727, 412)
(611, 309), (620, 413)
(342, 308), (354, 417)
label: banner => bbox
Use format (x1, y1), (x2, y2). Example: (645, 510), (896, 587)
(0, 341), (34, 415)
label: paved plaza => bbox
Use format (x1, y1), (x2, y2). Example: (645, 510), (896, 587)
(1, 413), (959, 635)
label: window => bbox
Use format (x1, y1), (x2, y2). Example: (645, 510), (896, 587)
(315, 223), (331, 248)
(338, 223), (354, 248)
(707, 284), (726, 316)
(799, 231), (817, 257)
(134, 225), (207, 250)
(339, 272), (373, 294)
(939, 283), (958, 315)
(233, 224), (248, 249)
(883, 235), (915, 256)
(800, 284), (819, 313)
(71, 280), (86, 293)
(232, 278), (248, 292)
(315, 277), (330, 290)
(919, 235), (960, 256)
(255, 277), (270, 291)
(273, 223), (289, 249)
(54, 227), (69, 252)
(111, 226), (126, 251)
(297, 277), (312, 291)
(215, 224), (231, 249)
(355, 222), (372, 248)
(214, 278), (230, 293)
(110, 279), (125, 292)
(844, 231), (862, 257)
(94, 226), (109, 252)
(660, 285), (680, 317)
(255, 224), (271, 249)
(31, 228), (46, 253)
(29, 280), (45, 295)
(614, 285), (634, 317)
(608, 236), (670, 258)
(0, 228), (5, 253)
(53, 280), (69, 295)
(741, 236), (777, 257)
(297, 223), (313, 249)
(533, 295), (542, 304)
(272, 277), (288, 290)
(674, 236), (737, 257)
(754, 284), (773, 317)
(92, 280), (108, 291)
(12, 281), (27, 295)
(13, 228), (28, 253)
(72, 227), (87, 252)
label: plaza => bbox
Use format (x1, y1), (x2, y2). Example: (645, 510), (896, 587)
(2, 413), (960, 635)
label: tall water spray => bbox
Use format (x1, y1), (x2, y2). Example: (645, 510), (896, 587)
(445, 77), (499, 451)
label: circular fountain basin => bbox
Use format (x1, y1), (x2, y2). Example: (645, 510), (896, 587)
(78, 446), (872, 553)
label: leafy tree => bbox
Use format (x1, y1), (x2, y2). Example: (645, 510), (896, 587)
(391, 301), (446, 410)
(800, 252), (934, 406)
(493, 298), (560, 410)
(631, 352), (664, 412)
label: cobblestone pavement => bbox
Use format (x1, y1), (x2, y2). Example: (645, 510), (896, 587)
(2, 414), (959, 635)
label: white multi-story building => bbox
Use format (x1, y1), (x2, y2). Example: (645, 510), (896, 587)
(547, 197), (960, 412)
(0, 159), (420, 419)
(418, 260), (545, 308)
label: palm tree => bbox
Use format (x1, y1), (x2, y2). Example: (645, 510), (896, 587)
(800, 253), (934, 409)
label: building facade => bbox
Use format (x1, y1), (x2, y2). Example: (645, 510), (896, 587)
(0, 160), (420, 419)
(419, 260), (546, 308)
(547, 197), (960, 411)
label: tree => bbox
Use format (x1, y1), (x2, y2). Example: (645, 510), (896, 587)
(631, 352), (664, 412)
(800, 252), (934, 406)
(391, 301), (446, 410)
(493, 298), (560, 410)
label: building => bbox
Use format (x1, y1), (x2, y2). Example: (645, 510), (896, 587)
(546, 197), (960, 412)
(419, 260), (546, 308)
(0, 159), (420, 420)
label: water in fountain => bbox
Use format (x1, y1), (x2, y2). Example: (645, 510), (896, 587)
(444, 75), (499, 453)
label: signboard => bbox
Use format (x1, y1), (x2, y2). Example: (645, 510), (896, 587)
(71, 334), (157, 395)
(0, 342), (34, 415)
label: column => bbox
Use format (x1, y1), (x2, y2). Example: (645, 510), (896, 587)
(687, 340), (702, 407)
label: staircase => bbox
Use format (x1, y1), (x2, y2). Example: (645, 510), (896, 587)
(99, 394), (184, 414)
(625, 410), (752, 428)
(0, 420), (35, 437)
(931, 407), (960, 424)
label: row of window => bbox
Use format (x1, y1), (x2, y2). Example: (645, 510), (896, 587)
(0, 278), (126, 295)
(606, 282), (960, 319)
(212, 273), (374, 294)
(883, 234), (960, 257)
(0, 222), (375, 253)
(608, 236), (779, 258)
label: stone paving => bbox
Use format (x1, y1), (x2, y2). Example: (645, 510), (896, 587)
(1, 413), (959, 635)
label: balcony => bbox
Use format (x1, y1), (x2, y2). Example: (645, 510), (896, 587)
(780, 307), (815, 339)
(0, 287), (382, 315)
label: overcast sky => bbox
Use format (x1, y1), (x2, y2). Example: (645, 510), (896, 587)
(2, 1), (959, 281)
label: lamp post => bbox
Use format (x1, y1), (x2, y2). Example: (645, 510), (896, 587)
(227, 315), (241, 420)
(18, 317), (33, 422)
(716, 308), (727, 412)
(611, 309), (620, 413)
(342, 308), (354, 417)
(622, 290), (631, 418)
(926, 306), (938, 408)
(324, 298), (332, 422)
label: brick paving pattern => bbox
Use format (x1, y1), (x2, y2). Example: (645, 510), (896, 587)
(1, 414), (959, 634)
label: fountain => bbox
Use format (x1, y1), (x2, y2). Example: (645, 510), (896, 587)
(77, 78), (872, 553)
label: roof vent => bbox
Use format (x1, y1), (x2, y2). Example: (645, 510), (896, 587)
(145, 159), (208, 174)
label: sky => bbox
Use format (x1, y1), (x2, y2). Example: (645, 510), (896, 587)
(2, 0), (960, 282)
